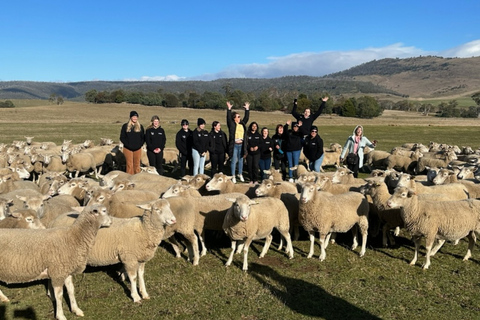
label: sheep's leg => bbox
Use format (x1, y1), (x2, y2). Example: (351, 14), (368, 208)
(319, 233), (328, 261)
(394, 226), (401, 237)
(125, 261), (142, 303)
(63, 275), (84, 317)
(329, 232), (336, 244)
(259, 234), (273, 258)
(167, 236), (183, 258)
(463, 231), (476, 261)
(236, 241), (245, 254)
(225, 240), (237, 267)
(422, 236), (435, 270)
(358, 222), (368, 257)
(277, 236), (283, 251)
(324, 232), (331, 249)
(351, 225), (358, 251)
(196, 230), (208, 256)
(430, 239), (446, 256)
(242, 238), (254, 271)
(278, 229), (294, 259)
(307, 231), (316, 258)
(137, 262), (150, 300)
(52, 283), (66, 320)
(184, 233), (200, 266)
(409, 236), (420, 266)
(0, 289), (9, 302)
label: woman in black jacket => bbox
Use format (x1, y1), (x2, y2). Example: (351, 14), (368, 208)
(284, 120), (303, 182)
(208, 121), (228, 177)
(145, 115), (166, 175)
(119, 110), (145, 174)
(246, 121), (261, 184)
(259, 127), (273, 181)
(192, 118), (210, 175)
(303, 126), (324, 172)
(175, 119), (193, 177)
(272, 124), (287, 180)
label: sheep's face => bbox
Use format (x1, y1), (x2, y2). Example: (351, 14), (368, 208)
(255, 179), (274, 196)
(396, 173), (415, 188)
(14, 166), (30, 180)
(386, 187), (413, 209)
(205, 173), (229, 192)
(331, 168), (350, 184)
(149, 200), (176, 226)
(86, 205), (112, 228)
(300, 183), (317, 204)
(229, 196), (255, 222)
(432, 169), (453, 185)
(162, 184), (187, 198)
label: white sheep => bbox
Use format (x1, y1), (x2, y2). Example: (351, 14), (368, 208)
(0, 205), (112, 320)
(386, 186), (480, 269)
(298, 182), (369, 261)
(321, 143), (342, 171)
(385, 149), (423, 173)
(223, 195), (294, 271)
(62, 151), (97, 178)
(331, 167), (366, 185)
(415, 149), (457, 174)
(396, 173), (469, 200)
(205, 173), (257, 198)
(0, 209), (46, 229)
(50, 199), (176, 303)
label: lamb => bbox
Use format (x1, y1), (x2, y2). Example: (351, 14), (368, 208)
(223, 195), (294, 271)
(415, 149), (457, 174)
(432, 168), (480, 199)
(0, 205), (112, 320)
(331, 167), (366, 185)
(49, 199), (176, 303)
(316, 175), (364, 194)
(163, 147), (180, 172)
(205, 173), (257, 198)
(62, 151), (97, 178)
(17, 193), (80, 226)
(0, 209), (46, 229)
(364, 149), (391, 170)
(396, 173), (469, 200)
(42, 154), (67, 174)
(321, 143), (342, 170)
(384, 149), (423, 173)
(161, 183), (202, 198)
(298, 182), (369, 261)
(386, 186), (480, 269)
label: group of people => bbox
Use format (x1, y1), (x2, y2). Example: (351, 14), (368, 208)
(119, 98), (377, 181)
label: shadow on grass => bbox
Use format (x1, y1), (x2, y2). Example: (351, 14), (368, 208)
(0, 305), (38, 320)
(249, 263), (382, 319)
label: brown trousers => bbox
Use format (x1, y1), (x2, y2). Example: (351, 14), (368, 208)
(123, 148), (142, 174)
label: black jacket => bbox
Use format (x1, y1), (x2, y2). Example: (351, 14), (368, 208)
(291, 100), (326, 136)
(192, 128), (210, 154)
(209, 129), (228, 155)
(272, 133), (285, 159)
(145, 126), (166, 152)
(226, 108), (249, 158)
(175, 129), (193, 156)
(120, 123), (145, 151)
(259, 136), (274, 160)
(303, 134), (324, 161)
(283, 124), (303, 152)
(246, 131), (262, 156)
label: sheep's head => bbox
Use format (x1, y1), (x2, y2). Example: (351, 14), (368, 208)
(227, 195), (257, 221)
(386, 187), (416, 209)
(205, 173), (232, 191)
(255, 179), (276, 197)
(300, 182), (319, 204)
(137, 199), (176, 226)
(162, 183), (189, 198)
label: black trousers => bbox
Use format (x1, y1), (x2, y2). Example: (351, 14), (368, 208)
(246, 153), (260, 182)
(147, 150), (164, 175)
(210, 152), (226, 177)
(179, 153), (193, 177)
(273, 154), (288, 180)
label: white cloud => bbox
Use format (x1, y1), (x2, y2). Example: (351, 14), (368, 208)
(440, 40), (480, 58)
(132, 41), (480, 81)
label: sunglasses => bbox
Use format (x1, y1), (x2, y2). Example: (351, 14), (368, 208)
(311, 130), (317, 133)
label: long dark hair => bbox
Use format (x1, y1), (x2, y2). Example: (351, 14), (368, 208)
(248, 121), (259, 134)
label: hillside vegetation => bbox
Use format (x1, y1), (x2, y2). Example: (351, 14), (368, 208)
(1, 56), (479, 102)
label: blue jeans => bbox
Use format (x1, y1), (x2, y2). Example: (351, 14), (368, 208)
(286, 150), (301, 178)
(230, 144), (243, 176)
(309, 154), (324, 172)
(259, 157), (272, 180)
(192, 149), (205, 175)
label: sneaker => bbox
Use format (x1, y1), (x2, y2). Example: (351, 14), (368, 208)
(238, 174), (245, 182)
(288, 178), (294, 183)
(232, 177), (237, 184)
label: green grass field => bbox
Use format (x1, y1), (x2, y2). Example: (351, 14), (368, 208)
(1, 100), (480, 320)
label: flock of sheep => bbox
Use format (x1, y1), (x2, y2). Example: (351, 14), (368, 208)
(1, 137), (480, 319)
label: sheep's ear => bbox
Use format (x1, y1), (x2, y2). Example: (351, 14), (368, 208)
(225, 197), (237, 203)
(136, 203), (152, 210)
(42, 194), (51, 201)
(72, 206), (84, 212)
(9, 211), (21, 218)
(274, 182), (282, 186)
(407, 188), (417, 197)
(249, 200), (260, 205)
(226, 176), (233, 181)
(16, 195), (27, 202)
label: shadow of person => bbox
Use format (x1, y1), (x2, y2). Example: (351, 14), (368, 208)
(250, 263), (381, 319)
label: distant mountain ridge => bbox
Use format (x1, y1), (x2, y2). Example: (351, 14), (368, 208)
(1, 56), (479, 101)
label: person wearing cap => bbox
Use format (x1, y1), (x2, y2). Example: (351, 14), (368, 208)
(120, 110), (145, 174)
(283, 120), (303, 182)
(226, 101), (250, 183)
(291, 96), (329, 137)
(303, 125), (324, 172)
(208, 121), (228, 177)
(175, 119), (193, 177)
(145, 115), (166, 175)
(192, 118), (210, 175)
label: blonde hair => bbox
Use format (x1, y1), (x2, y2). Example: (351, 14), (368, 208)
(126, 120), (142, 132)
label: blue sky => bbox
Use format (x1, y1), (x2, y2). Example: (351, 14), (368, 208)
(1, 1), (479, 82)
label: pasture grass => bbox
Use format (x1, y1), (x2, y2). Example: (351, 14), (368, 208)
(1, 100), (480, 319)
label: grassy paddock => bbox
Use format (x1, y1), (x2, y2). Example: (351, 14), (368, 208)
(1, 101), (480, 320)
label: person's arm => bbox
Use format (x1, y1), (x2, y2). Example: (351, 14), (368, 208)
(119, 124), (129, 149)
(311, 97), (329, 120)
(160, 128), (166, 150)
(226, 102), (233, 128)
(291, 99), (301, 120)
(242, 102), (250, 124)
(316, 137), (324, 159)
